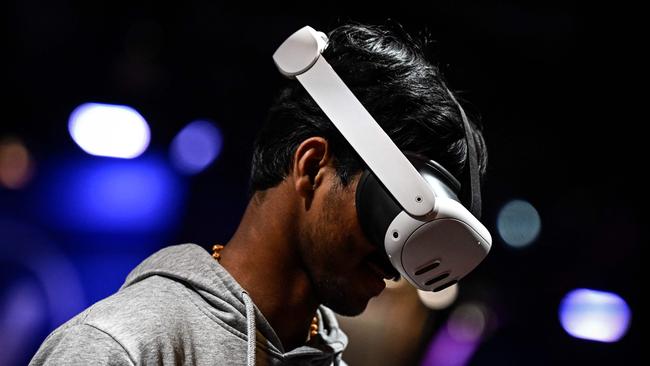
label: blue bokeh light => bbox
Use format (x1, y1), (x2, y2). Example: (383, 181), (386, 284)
(0, 219), (87, 365)
(36, 155), (184, 233)
(68, 103), (151, 159)
(497, 199), (541, 248)
(170, 120), (223, 175)
(0, 279), (45, 366)
(559, 288), (631, 343)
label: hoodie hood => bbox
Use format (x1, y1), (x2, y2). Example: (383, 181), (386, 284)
(121, 243), (348, 365)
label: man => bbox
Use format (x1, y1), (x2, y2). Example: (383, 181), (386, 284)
(30, 22), (487, 365)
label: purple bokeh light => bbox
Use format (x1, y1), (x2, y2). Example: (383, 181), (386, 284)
(421, 303), (489, 366)
(170, 120), (223, 175)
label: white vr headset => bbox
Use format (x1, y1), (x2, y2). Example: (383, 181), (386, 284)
(273, 26), (491, 292)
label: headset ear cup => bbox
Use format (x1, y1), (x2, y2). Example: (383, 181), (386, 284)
(355, 169), (402, 250)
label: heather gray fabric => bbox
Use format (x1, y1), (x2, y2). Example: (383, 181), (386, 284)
(30, 243), (348, 365)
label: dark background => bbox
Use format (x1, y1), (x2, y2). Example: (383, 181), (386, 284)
(1, 4), (642, 366)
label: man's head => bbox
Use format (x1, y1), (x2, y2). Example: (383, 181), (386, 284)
(248, 23), (487, 315)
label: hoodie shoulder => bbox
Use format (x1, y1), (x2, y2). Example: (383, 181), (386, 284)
(121, 243), (214, 289)
(30, 317), (135, 366)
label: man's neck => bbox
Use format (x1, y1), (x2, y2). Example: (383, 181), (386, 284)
(218, 188), (319, 351)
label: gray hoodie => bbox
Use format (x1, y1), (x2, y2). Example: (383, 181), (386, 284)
(29, 244), (349, 365)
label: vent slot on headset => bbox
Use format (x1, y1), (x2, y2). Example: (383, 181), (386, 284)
(425, 273), (449, 286)
(415, 261), (440, 276)
(433, 280), (458, 292)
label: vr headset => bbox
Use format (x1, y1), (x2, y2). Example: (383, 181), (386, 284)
(273, 26), (491, 292)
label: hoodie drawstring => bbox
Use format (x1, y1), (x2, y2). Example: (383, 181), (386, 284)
(241, 291), (256, 366)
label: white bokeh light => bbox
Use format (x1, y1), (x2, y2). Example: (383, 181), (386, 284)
(559, 289), (631, 343)
(68, 103), (150, 159)
(418, 283), (459, 310)
(497, 199), (541, 248)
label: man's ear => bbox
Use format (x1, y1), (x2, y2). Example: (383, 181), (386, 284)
(291, 137), (332, 199)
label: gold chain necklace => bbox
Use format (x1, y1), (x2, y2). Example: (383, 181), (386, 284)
(211, 244), (319, 339)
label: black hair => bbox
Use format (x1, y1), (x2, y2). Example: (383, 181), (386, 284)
(248, 23), (487, 204)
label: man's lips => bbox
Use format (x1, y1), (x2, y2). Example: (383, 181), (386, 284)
(367, 261), (391, 280)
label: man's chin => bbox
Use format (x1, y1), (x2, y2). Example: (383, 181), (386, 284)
(331, 304), (368, 317)
(314, 277), (378, 316)
(322, 295), (372, 317)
